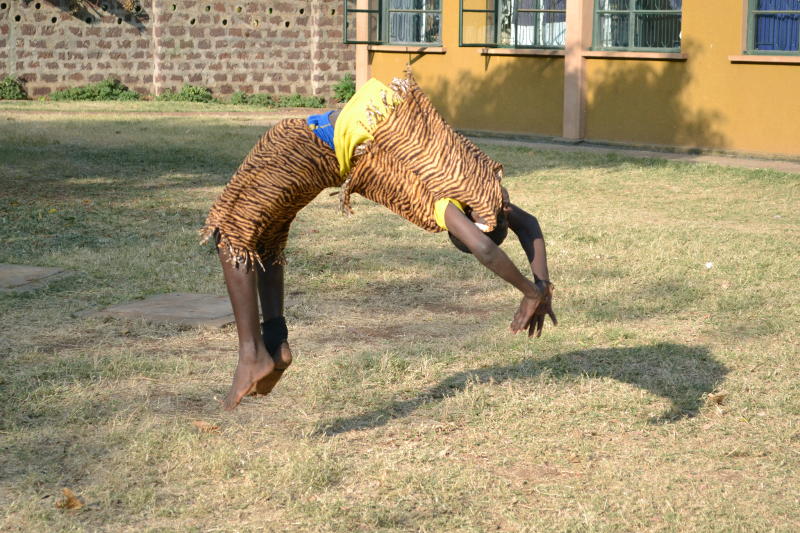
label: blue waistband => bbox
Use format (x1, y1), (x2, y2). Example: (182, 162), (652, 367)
(307, 110), (335, 150)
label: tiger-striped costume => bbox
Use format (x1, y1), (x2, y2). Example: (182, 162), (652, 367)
(201, 74), (504, 269)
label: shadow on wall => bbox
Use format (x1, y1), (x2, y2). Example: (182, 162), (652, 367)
(317, 342), (728, 436)
(419, 40), (727, 151)
(423, 55), (565, 137)
(585, 40), (727, 150)
(42, 0), (148, 30)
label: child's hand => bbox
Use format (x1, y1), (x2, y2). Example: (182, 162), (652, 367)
(528, 281), (557, 338)
(511, 292), (542, 334)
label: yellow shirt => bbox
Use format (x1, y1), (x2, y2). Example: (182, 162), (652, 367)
(333, 78), (400, 177)
(433, 198), (465, 230)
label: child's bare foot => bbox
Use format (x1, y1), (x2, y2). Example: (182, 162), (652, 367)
(252, 342), (292, 396)
(223, 348), (275, 410)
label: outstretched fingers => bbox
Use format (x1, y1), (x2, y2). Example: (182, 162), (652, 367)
(527, 312), (544, 338)
(548, 308), (558, 326)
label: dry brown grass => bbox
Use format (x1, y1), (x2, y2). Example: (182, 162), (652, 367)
(1, 103), (799, 532)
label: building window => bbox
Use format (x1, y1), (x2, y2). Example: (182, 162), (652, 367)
(344, 1), (442, 45)
(748, 0), (800, 53)
(460, 0), (566, 49)
(389, 1), (442, 44)
(593, 0), (682, 52)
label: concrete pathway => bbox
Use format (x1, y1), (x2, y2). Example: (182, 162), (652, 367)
(473, 137), (800, 174)
(95, 293), (234, 328)
(0, 263), (70, 293)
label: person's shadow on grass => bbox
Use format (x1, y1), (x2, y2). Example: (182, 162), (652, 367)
(315, 343), (727, 435)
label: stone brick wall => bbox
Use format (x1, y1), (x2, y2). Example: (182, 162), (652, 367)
(0, 1), (354, 98)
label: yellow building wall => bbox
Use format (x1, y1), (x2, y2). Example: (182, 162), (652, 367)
(368, 0), (564, 137)
(585, 1), (800, 157)
(368, 0), (800, 157)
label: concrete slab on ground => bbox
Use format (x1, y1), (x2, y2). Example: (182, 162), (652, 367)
(96, 292), (234, 328)
(0, 263), (71, 293)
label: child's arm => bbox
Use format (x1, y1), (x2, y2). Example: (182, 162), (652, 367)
(507, 203), (549, 281)
(443, 203), (543, 334)
(507, 203), (557, 336)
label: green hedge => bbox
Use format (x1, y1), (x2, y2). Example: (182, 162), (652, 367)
(332, 73), (355, 103)
(155, 84), (214, 103)
(229, 91), (275, 106)
(0, 77), (28, 100)
(49, 79), (140, 101)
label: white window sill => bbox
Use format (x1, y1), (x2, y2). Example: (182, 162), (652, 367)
(583, 51), (687, 61)
(729, 54), (800, 64)
(481, 48), (565, 57)
(368, 45), (446, 54)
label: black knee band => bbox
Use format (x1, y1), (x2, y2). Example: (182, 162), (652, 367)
(261, 316), (288, 355)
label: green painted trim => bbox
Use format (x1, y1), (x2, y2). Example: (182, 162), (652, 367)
(458, 2), (497, 47)
(494, 1), (499, 45)
(459, 1), (564, 49)
(495, 45), (565, 49)
(382, 1), (443, 46)
(459, 0), (463, 46)
(343, 1), (384, 45)
(745, 50), (800, 55)
(592, 0), (682, 52)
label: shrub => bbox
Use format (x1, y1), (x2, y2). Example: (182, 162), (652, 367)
(229, 91), (249, 105)
(248, 93), (276, 107)
(229, 91), (275, 107)
(277, 93), (325, 108)
(332, 73), (355, 103)
(0, 76), (28, 100)
(156, 84), (213, 103)
(49, 78), (140, 101)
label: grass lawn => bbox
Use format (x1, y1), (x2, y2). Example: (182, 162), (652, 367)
(0, 99), (324, 114)
(1, 102), (798, 532)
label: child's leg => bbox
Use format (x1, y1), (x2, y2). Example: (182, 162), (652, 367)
(252, 263), (292, 395)
(219, 248), (275, 410)
(257, 262), (284, 319)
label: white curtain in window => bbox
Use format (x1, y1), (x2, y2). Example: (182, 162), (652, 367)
(390, 0), (421, 43)
(506, 0), (566, 47)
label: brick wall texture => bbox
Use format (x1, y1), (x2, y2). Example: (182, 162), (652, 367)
(0, 1), (354, 98)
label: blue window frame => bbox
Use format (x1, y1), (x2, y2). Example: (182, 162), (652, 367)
(748, 0), (800, 53)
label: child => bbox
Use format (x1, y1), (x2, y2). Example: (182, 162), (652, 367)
(202, 73), (556, 410)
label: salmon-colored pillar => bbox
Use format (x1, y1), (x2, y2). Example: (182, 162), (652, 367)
(562, 0), (593, 140)
(355, 0), (371, 88)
